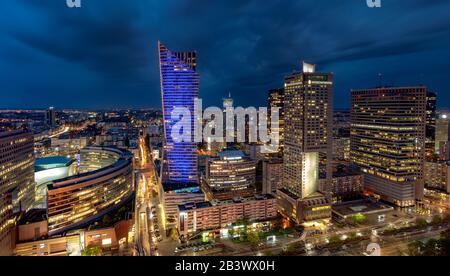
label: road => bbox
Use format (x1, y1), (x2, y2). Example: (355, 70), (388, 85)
(134, 137), (155, 256)
(134, 136), (177, 256)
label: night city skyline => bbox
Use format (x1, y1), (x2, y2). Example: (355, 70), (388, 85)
(1, 0), (450, 261)
(1, 0), (450, 109)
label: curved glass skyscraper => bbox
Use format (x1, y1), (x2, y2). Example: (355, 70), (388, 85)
(158, 41), (199, 184)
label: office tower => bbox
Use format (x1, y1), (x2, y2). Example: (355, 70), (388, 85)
(223, 92), (233, 110)
(435, 116), (450, 160)
(0, 130), (35, 255)
(46, 107), (56, 128)
(268, 88), (285, 153)
(425, 92), (437, 158)
(424, 161), (450, 193)
(204, 149), (256, 200)
(278, 62), (333, 223)
(158, 41), (199, 184)
(351, 86), (427, 207)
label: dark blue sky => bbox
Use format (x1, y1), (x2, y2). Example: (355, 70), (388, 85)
(1, 0), (449, 109)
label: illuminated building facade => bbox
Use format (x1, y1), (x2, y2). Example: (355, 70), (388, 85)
(160, 182), (205, 222)
(435, 116), (450, 160)
(223, 92), (233, 110)
(318, 170), (364, 203)
(268, 88), (285, 153)
(46, 107), (56, 128)
(206, 149), (256, 192)
(34, 156), (77, 209)
(0, 130), (35, 255)
(425, 92), (437, 158)
(262, 158), (283, 195)
(178, 194), (277, 237)
(279, 62), (333, 223)
(424, 161), (450, 193)
(351, 87), (427, 207)
(158, 41), (199, 185)
(47, 147), (134, 235)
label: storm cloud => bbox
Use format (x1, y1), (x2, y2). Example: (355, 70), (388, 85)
(0, 0), (449, 109)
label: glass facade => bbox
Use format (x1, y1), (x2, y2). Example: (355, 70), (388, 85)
(350, 87), (427, 206)
(158, 42), (199, 184)
(47, 147), (134, 235)
(0, 131), (34, 255)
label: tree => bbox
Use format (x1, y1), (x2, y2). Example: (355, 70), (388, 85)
(329, 235), (341, 244)
(407, 241), (424, 256)
(439, 229), (450, 256)
(81, 246), (103, 256)
(443, 214), (450, 223)
(102, 214), (112, 227)
(422, 239), (439, 256)
(352, 213), (366, 224)
(432, 215), (442, 225)
(247, 231), (261, 245)
(416, 218), (428, 228)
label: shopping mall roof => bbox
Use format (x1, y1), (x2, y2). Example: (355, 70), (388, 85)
(35, 156), (74, 172)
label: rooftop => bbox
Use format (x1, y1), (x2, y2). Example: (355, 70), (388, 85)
(218, 149), (245, 160)
(162, 181), (202, 193)
(35, 156), (74, 172)
(332, 199), (394, 218)
(178, 194), (275, 212)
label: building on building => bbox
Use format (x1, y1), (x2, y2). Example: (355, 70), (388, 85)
(159, 182), (205, 224)
(262, 158), (283, 195)
(318, 169), (364, 203)
(158, 41), (199, 185)
(425, 92), (437, 159)
(204, 149), (256, 199)
(278, 62), (333, 223)
(350, 86), (427, 207)
(47, 147), (134, 236)
(424, 161), (450, 193)
(45, 107), (57, 128)
(177, 194), (277, 237)
(435, 116), (450, 160)
(0, 130), (35, 256)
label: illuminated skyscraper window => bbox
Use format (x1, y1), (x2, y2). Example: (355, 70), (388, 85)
(158, 42), (199, 184)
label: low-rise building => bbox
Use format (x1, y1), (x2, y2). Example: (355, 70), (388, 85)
(178, 194), (277, 237)
(206, 149), (256, 193)
(160, 182), (205, 223)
